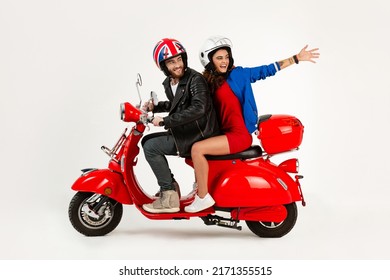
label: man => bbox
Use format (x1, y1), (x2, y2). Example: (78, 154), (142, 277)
(142, 38), (219, 213)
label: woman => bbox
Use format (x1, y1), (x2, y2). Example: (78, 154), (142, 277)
(184, 36), (320, 213)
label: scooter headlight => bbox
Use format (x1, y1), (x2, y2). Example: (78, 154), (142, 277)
(120, 103), (125, 121)
(278, 159), (299, 173)
(120, 102), (141, 122)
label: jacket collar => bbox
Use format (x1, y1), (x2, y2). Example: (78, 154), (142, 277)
(162, 68), (192, 107)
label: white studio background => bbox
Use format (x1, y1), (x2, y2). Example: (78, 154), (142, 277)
(1, 0), (389, 260)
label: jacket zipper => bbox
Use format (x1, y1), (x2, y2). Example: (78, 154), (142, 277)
(196, 120), (205, 138)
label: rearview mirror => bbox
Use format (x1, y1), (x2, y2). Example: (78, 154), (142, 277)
(135, 73), (142, 108)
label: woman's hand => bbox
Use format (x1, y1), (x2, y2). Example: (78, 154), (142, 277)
(297, 45), (320, 63)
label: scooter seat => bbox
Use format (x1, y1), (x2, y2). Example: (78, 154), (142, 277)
(205, 145), (263, 161)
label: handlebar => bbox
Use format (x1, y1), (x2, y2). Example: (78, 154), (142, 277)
(139, 114), (154, 125)
(121, 73), (160, 127)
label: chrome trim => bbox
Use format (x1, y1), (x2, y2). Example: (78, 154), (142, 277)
(277, 178), (288, 191)
(81, 168), (97, 176)
(120, 103), (125, 120)
(121, 155), (125, 172)
(86, 193), (102, 204)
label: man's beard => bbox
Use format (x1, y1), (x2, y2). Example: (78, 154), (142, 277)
(170, 67), (184, 79)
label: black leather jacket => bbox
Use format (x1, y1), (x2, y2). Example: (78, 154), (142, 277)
(153, 68), (220, 157)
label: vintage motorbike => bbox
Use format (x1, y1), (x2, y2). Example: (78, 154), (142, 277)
(68, 74), (306, 238)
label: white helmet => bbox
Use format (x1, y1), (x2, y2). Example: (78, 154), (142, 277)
(199, 36), (234, 69)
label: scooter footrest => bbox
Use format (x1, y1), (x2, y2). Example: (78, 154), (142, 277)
(201, 214), (242, 231)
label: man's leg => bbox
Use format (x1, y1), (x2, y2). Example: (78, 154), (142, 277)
(143, 134), (177, 191)
(142, 134), (180, 213)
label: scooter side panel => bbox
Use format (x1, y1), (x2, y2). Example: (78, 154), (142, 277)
(71, 169), (133, 204)
(262, 161), (303, 202)
(209, 160), (297, 207)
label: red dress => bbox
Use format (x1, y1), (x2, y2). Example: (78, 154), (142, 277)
(213, 81), (252, 153)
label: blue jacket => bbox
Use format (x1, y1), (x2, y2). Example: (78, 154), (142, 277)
(227, 63), (279, 133)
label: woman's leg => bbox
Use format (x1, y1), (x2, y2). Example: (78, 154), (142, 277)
(191, 135), (230, 198)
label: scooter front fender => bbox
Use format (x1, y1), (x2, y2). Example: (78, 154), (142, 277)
(71, 169), (132, 204)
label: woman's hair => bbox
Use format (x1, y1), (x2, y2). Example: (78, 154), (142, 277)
(202, 70), (228, 94)
(202, 47), (235, 94)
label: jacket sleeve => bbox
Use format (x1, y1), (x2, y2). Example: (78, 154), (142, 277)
(163, 74), (210, 128)
(153, 100), (171, 113)
(247, 64), (278, 82)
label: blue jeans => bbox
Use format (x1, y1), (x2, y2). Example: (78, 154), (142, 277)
(142, 134), (178, 191)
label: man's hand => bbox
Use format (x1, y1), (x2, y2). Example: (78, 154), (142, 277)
(152, 116), (164, 127)
(142, 100), (154, 112)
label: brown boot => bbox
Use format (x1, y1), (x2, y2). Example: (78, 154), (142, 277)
(143, 190), (180, 213)
(155, 180), (181, 198)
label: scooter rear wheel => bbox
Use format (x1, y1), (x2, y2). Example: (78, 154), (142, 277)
(245, 203), (298, 238)
(68, 191), (123, 236)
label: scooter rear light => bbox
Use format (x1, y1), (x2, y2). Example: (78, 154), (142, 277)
(278, 158), (299, 173)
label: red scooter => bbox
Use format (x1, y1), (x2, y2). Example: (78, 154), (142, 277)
(68, 74), (306, 238)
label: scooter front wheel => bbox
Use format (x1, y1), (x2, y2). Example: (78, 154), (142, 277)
(68, 192), (123, 236)
(245, 203), (298, 238)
